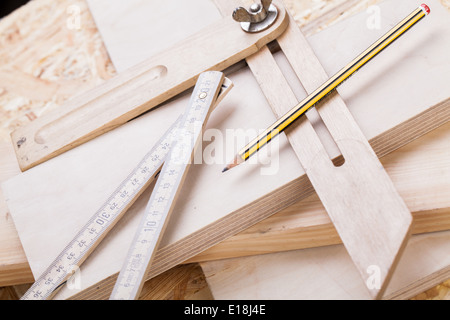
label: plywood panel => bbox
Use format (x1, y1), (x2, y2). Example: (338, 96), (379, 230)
(3, 0), (449, 299)
(202, 231), (450, 300)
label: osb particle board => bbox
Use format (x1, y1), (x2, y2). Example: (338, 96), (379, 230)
(0, 0), (115, 143)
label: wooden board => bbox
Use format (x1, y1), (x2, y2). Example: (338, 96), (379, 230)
(10, 0), (289, 171)
(0, 141), (33, 286)
(190, 120), (450, 262)
(0, 1), (446, 297)
(201, 230), (450, 300)
(86, 0), (222, 73)
(0, 0), (384, 288)
(2, 0), (450, 299)
(222, 0), (412, 298)
(2, 98), (450, 289)
(0, 0), (118, 287)
(201, 0), (450, 299)
(0, 0), (447, 301)
(4, 110), (450, 287)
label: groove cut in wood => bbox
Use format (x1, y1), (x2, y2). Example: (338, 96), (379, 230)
(10, 1), (289, 171)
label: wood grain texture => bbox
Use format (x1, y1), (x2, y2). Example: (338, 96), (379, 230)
(203, 0), (450, 300)
(190, 120), (450, 262)
(109, 71), (227, 300)
(1, 0), (449, 300)
(3, 0), (450, 300)
(0, 142), (33, 286)
(138, 263), (213, 300)
(201, 230), (450, 300)
(0, 0), (115, 288)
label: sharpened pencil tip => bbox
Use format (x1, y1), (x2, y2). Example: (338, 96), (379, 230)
(222, 155), (244, 173)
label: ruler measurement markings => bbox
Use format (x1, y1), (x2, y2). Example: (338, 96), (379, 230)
(110, 72), (226, 300)
(21, 72), (231, 300)
(21, 118), (181, 300)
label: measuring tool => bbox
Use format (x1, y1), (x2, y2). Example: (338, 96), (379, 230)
(21, 72), (232, 300)
(109, 71), (228, 300)
(11, 0), (287, 172)
(223, 3), (431, 172)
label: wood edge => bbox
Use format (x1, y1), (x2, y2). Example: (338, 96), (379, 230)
(61, 175), (450, 300)
(371, 97), (450, 159)
(247, 8), (430, 300)
(2, 97), (449, 290)
(373, 220), (413, 300)
(254, 1), (290, 51)
(385, 264), (450, 300)
(65, 175), (314, 299)
(0, 263), (34, 287)
(3, 0), (449, 295)
(187, 207), (450, 264)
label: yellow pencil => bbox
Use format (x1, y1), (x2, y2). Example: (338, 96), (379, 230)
(223, 4), (430, 173)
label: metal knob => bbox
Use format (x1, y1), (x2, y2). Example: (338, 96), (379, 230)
(232, 0), (278, 33)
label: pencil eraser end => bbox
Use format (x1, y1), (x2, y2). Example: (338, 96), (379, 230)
(420, 4), (430, 15)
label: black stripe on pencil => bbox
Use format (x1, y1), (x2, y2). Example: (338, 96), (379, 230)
(222, 4), (430, 173)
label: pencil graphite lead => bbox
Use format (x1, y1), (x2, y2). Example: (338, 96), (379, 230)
(222, 155), (244, 173)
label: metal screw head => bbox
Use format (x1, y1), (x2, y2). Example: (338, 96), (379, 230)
(233, 1), (268, 24)
(232, 1), (278, 33)
(250, 3), (261, 13)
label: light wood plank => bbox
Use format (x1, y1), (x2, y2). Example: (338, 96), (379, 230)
(190, 121), (450, 261)
(6, 116), (449, 284)
(2, 0), (450, 299)
(201, 230), (450, 300)
(86, 0), (222, 73)
(284, 11), (412, 299)
(10, 1), (289, 171)
(0, 141), (34, 286)
(217, 0), (413, 299)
